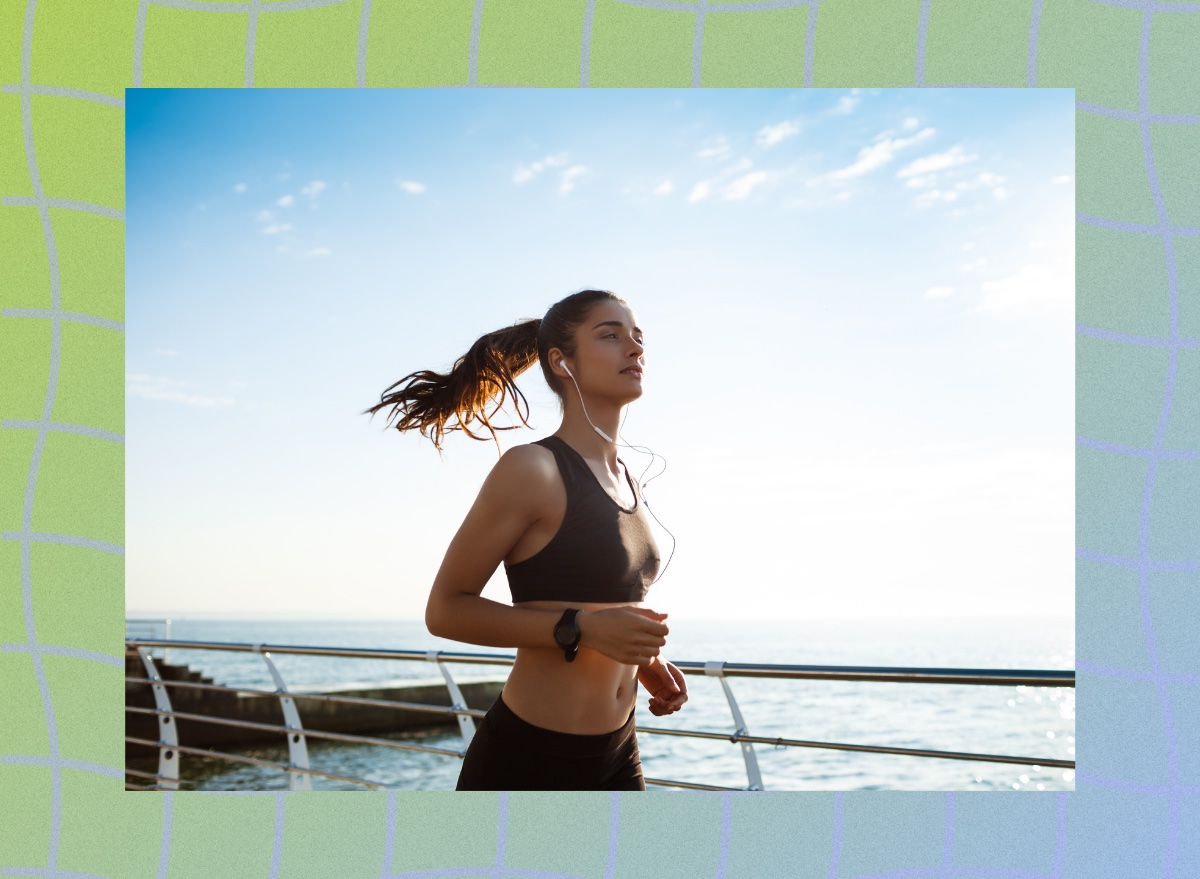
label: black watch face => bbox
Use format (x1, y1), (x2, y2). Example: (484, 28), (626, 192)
(554, 622), (571, 646)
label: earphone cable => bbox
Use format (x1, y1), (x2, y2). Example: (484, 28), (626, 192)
(567, 367), (676, 585)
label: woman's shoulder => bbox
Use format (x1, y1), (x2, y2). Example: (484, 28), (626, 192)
(480, 441), (561, 520)
(488, 440), (558, 488)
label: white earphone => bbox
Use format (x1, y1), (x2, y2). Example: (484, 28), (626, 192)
(560, 360), (611, 440)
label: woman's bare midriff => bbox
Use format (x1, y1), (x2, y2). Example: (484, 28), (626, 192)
(502, 598), (644, 734)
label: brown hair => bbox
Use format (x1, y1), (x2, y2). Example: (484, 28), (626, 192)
(365, 289), (626, 453)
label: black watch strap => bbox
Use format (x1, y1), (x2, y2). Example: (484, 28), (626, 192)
(554, 608), (581, 662)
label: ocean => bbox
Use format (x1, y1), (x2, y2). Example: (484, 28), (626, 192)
(127, 615), (1075, 792)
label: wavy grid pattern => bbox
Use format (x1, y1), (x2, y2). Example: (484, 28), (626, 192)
(0, 0), (1195, 876)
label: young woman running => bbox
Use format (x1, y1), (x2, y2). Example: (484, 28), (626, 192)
(366, 289), (688, 791)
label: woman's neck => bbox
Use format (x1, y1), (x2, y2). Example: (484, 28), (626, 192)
(556, 407), (622, 470)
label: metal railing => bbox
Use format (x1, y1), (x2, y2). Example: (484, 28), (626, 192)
(125, 619), (171, 662)
(124, 637), (1074, 792)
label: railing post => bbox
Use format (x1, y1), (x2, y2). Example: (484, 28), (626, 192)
(428, 651), (477, 746)
(253, 645), (313, 791)
(704, 660), (763, 791)
(136, 648), (180, 790)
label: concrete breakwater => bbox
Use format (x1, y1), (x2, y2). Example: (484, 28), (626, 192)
(125, 651), (506, 761)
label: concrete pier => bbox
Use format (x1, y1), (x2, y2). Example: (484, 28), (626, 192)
(125, 652), (505, 761)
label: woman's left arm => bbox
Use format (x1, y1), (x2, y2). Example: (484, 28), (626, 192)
(637, 655), (689, 715)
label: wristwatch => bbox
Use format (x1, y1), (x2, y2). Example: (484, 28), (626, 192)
(553, 608), (582, 662)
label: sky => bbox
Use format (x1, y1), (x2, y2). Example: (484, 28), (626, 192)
(126, 88), (1074, 623)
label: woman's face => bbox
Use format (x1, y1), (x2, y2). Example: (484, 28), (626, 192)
(571, 299), (646, 401)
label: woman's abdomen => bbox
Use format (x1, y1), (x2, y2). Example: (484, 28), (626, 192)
(502, 600), (641, 734)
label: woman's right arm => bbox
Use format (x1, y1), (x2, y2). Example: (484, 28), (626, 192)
(423, 445), (670, 664)
(424, 445), (562, 648)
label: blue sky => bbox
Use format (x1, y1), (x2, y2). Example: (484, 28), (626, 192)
(126, 88), (1074, 622)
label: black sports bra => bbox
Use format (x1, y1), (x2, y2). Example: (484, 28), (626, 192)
(505, 435), (660, 604)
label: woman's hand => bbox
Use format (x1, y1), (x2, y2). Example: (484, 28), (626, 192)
(638, 656), (688, 716)
(577, 606), (669, 666)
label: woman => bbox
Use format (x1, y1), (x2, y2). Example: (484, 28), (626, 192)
(366, 289), (688, 791)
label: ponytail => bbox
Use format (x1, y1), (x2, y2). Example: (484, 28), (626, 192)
(364, 318), (541, 453)
(367, 288), (624, 454)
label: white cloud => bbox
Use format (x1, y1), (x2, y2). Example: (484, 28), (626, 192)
(897, 145), (977, 179)
(974, 254), (1073, 316)
(233, 183), (247, 193)
(396, 179), (427, 194)
(513, 152), (569, 184)
(904, 175), (935, 189)
(262, 223), (292, 235)
(722, 170), (774, 201)
(810, 127), (935, 184)
(301, 180), (327, 197)
(1052, 175), (1072, 185)
(901, 117), (919, 131)
(697, 137), (732, 160)
(558, 165), (589, 195)
(756, 120), (800, 148)
(830, 95), (860, 115)
(153, 348), (178, 357)
(960, 256), (989, 273)
(923, 286), (954, 300)
(688, 158), (761, 204)
(927, 170), (1008, 201)
(126, 373), (234, 409)
(962, 242), (976, 251)
(653, 179), (674, 196)
(256, 209), (274, 222)
(914, 188), (959, 208)
(304, 246), (332, 258)
(277, 195), (294, 207)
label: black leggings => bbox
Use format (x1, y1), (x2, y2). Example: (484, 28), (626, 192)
(455, 691), (646, 791)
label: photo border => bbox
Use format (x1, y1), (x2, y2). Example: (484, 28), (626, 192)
(2, 1), (1195, 876)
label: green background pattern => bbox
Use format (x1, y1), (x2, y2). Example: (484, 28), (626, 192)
(1, 0), (1196, 876)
